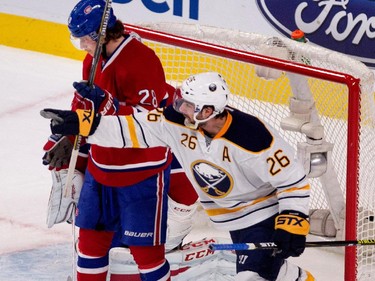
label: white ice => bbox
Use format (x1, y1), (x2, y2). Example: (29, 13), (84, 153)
(0, 45), (344, 280)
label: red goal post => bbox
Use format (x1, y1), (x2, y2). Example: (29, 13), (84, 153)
(124, 23), (375, 281)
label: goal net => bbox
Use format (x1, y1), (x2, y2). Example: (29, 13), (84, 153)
(124, 23), (375, 281)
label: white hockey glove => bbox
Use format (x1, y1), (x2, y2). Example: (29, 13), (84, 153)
(165, 197), (198, 252)
(108, 237), (236, 281)
(46, 169), (84, 228)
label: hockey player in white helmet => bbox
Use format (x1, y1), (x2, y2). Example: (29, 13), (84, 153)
(42, 72), (315, 280)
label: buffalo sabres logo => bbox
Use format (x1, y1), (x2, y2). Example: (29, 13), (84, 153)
(191, 160), (233, 198)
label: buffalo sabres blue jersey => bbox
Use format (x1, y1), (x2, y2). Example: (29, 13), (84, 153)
(88, 106), (310, 231)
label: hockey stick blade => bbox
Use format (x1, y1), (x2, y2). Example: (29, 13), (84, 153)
(209, 239), (375, 251)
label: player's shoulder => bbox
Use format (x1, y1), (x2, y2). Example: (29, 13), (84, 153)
(126, 34), (157, 55)
(163, 105), (185, 126)
(223, 107), (273, 152)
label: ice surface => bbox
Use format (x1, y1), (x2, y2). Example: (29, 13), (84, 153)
(0, 45), (344, 280)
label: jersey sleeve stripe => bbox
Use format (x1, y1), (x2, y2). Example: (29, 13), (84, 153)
(277, 175), (307, 189)
(204, 192), (276, 216)
(125, 115), (140, 147)
(276, 184), (310, 196)
(116, 115), (127, 147)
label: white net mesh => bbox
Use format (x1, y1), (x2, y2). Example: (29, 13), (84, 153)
(127, 23), (375, 280)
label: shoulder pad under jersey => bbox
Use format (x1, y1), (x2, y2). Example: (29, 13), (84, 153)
(223, 108), (273, 152)
(163, 105), (186, 126)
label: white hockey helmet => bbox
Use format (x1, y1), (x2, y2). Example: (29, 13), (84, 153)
(174, 72), (230, 128)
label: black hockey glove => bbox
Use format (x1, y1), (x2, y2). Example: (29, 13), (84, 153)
(40, 108), (101, 137)
(272, 210), (309, 259)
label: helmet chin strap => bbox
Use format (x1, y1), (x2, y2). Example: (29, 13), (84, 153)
(184, 119), (198, 129)
(184, 111), (217, 129)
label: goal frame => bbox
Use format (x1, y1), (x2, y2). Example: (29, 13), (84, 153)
(124, 23), (361, 281)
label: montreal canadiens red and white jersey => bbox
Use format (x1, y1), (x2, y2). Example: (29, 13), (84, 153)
(73, 33), (172, 187)
(87, 106), (311, 231)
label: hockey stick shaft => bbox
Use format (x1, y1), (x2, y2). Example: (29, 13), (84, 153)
(65, 2), (112, 281)
(63, 0), (113, 198)
(209, 240), (375, 251)
(70, 204), (78, 281)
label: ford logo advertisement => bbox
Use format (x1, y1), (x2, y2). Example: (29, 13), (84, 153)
(256, 0), (375, 67)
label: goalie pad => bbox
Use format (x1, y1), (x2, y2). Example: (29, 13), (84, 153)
(108, 237), (236, 281)
(165, 197), (198, 252)
(46, 169), (84, 228)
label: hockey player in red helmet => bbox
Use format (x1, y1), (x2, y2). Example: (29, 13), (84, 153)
(42, 0), (198, 280)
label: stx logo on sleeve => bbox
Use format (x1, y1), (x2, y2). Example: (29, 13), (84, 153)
(275, 214), (310, 235)
(276, 215), (305, 226)
(76, 109), (94, 136)
(82, 109), (93, 124)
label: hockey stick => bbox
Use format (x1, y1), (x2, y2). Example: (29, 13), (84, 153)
(64, 2), (113, 281)
(64, 0), (113, 198)
(209, 239), (375, 251)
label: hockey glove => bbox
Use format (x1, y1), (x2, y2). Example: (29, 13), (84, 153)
(42, 134), (73, 171)
(40, 108), (101, 137)
(73, 81), (119, 115)
(272, 210), (309, 259)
